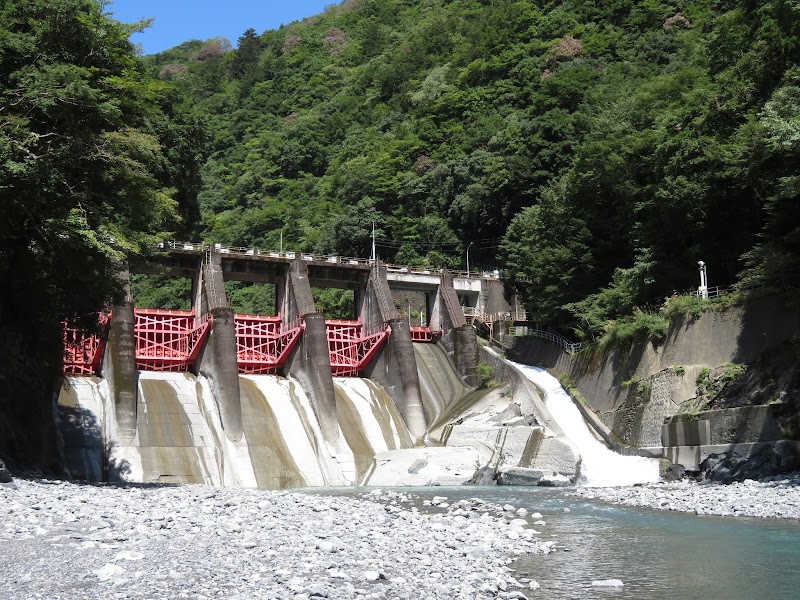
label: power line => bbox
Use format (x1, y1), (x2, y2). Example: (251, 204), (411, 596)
(375, 238), (501, 249)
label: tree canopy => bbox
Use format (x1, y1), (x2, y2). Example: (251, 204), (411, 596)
(142, 0), (800, 338)
(0, 0), (196, 466)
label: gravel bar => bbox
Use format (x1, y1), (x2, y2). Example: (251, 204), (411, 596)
(0, 479), (550, 599)
(570, 474), (800, 519)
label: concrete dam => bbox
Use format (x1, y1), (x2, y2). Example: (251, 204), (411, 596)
(58, 245), (651, 488)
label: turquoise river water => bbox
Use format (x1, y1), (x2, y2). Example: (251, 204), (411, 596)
(343, 486), (800, 600)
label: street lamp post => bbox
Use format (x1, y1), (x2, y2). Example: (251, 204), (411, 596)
(466, 241), (473, 277)
(698, 260), (708, 299)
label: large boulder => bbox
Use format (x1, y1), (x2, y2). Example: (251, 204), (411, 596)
(700, 442), (800, 483)
(0, 459), (14, 485)
(497, 467), (543, 486)
(660, 460), (687, 482)
(463, 465), (498, 485)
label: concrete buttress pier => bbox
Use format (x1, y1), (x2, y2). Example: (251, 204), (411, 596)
(282, 257), (340, 447)
(360, 265), (427, 440)
(431, 269), (480, 387)
(103, 267), (137, 444)
(195, 252), (242, 442)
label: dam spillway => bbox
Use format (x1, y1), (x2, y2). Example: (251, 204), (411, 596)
(56, 247), (659, 488)
(511, 363), (661, 486)
(60, 372), (416, 488)
(59, 356), (657, 489)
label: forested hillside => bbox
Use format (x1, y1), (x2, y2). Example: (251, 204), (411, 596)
(145, 0), (800, 339)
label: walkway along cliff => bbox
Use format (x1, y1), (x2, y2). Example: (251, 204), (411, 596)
(58, 244), (584, 487)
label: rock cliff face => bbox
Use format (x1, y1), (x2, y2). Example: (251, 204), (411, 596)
(505, 297), (800, 481)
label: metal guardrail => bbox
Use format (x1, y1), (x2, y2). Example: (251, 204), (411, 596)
(523, 327), (582, 354)
(464, 306), (582, 354)
(154, 241), (504, 281)
(694, 285), (733, 299)
(463, 308), (528, 323)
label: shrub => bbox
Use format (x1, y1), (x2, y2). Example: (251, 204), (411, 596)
(597, 308), (669, 350)
(476, 362), (496, 388)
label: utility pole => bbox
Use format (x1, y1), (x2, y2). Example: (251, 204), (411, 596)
(371, 221), (376, 264)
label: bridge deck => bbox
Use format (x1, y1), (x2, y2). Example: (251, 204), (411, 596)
(142, 242), (499, 292)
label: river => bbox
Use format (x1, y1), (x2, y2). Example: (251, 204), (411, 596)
(345, 485), (800, 600)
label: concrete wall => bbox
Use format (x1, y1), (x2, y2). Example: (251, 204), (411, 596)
(478, 279), (512, 315)
(505, 297), (799, 451)
(664, 404), (785, 446)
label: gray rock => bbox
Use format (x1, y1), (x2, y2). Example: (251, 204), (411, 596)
(407, 458), (428, 474)
(701, 444), (800, 483)
(538, 472), (571, 487)
(661, 462), (687, 482)
(497, 467), (543, 486)
(0, 459), (13, 484)
(463, 466), (498, 486)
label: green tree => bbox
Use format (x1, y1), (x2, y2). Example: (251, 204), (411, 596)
(499, 184), (594, 323)
(0, 0), (181, 467)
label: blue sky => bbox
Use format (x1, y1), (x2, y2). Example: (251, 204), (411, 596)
(109, 1), (336, 55)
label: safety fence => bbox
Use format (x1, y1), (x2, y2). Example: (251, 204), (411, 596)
(134, 309), (212, 372)
(326, 320), (390, 376)
(409, 326), (442, 343)
(63, 312), (111, 375)
(235, 314), (303, 375)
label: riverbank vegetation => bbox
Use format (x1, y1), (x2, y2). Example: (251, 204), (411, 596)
(0, 0), (200, 466)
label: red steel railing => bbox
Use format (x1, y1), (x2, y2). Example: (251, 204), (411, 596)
(63, 311), (111, 375)
(235, 314), (303, 374)
(134, 308), (211, 372)
(65, 309), (396, 377)
(409, 326), (442, 343)
(326, 320), (390, 376)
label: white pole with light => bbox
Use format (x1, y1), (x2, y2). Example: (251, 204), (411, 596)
(466, 241), (473, 277)
(698, 260), (708, 299)
(371, 222), (376, 264)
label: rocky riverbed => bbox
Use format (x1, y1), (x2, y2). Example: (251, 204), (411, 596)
(570, 474), (800, 519)
(0, 479), (550, 599)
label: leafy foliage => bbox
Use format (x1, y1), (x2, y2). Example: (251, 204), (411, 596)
(0, 0), (191, 466)
(136, 0), (800, 338)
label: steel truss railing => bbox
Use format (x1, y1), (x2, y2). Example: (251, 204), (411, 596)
(409, 326), (442, 342)
(326, 320), (390, 376)
(235, 314), (304, 374)
(134, 308), (212, 371)
(522, 325), (583, 354)
(63, 311), (111, 375)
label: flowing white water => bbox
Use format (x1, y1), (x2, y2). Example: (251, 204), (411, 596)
(511, 362), (661, 486)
